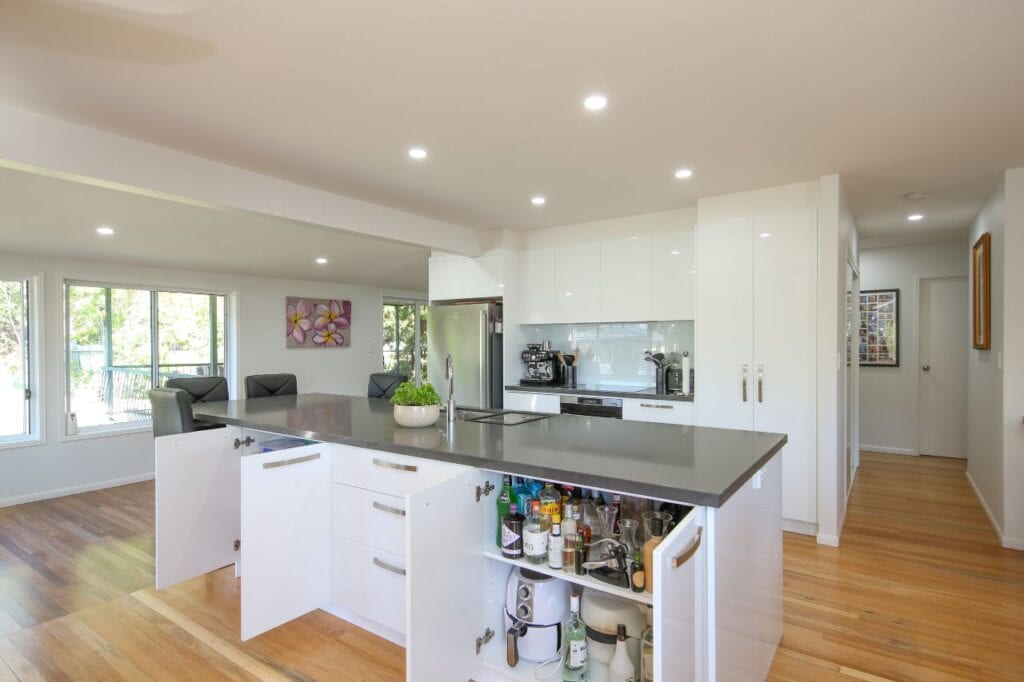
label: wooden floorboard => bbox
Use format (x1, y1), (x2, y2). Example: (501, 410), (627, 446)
(0, 453), (1021, 679)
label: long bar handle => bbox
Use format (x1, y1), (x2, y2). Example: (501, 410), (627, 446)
(480, 309), (488, 404)
(671, 527), (703, 569)
(741, 364), (749, 402)
(640, 403), (674, 410)
(372, 457), (418, 472)
(372, 500), (406, 517)
(372, 557), (407, 576)
(262, 452), (321, 470)
(757, 364), (764, 403)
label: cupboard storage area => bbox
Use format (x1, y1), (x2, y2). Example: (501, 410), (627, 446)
(154, 423), (781, 681)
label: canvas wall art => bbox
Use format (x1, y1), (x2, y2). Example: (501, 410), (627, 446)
(858, 289), (898, 367)
(286, 297), (351, 348)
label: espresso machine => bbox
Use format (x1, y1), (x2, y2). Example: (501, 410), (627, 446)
(519, 343), (563, 386)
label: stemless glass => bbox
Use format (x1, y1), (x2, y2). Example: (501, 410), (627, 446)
(641, 511), (673, 542)
(618, 518), (640, 554)
(596, 505), (618, 540)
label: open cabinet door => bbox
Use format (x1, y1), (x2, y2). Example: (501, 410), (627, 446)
(240, 442), (331, 640)
(155, 427), (241, 589)
(653, 507), (705, 682)
(405, 469), (486, 681)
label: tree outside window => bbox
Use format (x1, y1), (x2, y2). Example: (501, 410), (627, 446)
(382, 301), (427, 384)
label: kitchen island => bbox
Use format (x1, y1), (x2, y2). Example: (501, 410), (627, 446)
(155, 393), (785, 681)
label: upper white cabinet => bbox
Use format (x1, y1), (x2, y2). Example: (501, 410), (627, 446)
(517, 248), (556, 324)
(600, 236), (652, 321)
(554, 242), (601, 322)
(695, 209), (818, 525)
(652, 229), (696, 321)
(429, 252), (510, 302)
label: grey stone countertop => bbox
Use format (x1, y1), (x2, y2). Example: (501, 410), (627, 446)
(505, 383), (695, 402)
(192, 393), (785, 507)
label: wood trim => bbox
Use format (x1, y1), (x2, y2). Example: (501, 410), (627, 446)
(972, 232), (992, 349)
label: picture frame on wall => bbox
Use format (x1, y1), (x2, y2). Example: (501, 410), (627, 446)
(972, 232), (991, 349)
(858, 289), (899, 367)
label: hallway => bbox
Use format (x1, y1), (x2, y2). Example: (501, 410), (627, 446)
(770, 452), (1024, 680)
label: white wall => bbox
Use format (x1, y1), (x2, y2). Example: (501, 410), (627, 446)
(999, 168), (1024, 547)
(858, 241), (968, 454)
(517, 206), (697, 250)
(0, 251), (423, 506)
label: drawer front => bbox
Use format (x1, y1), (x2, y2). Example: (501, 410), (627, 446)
(333, 484), (406, 556)
(504, 391), (561, 414)
(332, 444), (465, 496)
(332, 536), (406, 635)
(623, 398), (695, 425)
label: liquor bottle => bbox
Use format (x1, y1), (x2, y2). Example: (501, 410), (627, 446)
(640, 607), (654, 682)
(608, 624), (635, 682)
(630, 549), (646, 593)
(563, 593), (588, 681)
(574, 533), (586, 576)
(501, 503), (525, 559)
(562, 533), (577, 573)
(539, 482), (561, 524)
(523, 500), (549, 564)
(496, 475), (514, 547)
(562, 501), (577, 537)
(642, 517), (665, 594)
(514, 477), (532, 513)
(548, 514), (564, 570)
(527, 478), (543, 498)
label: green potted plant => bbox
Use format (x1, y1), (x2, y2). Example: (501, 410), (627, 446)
(390, 381), (442, 427)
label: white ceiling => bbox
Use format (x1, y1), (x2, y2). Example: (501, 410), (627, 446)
(0, 167), (430, 290)
(1, 0), (1023, 242)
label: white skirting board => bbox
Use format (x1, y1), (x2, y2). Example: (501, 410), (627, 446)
(0, 472), (155, 508)
(322, 603), (406, 648)
(782, 518), (818, 537)
(966, 471), (1024, 551)
(860, 445), (917, 456)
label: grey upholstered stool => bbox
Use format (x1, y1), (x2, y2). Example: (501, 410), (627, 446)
(244, 373), (298, 398)
(149, 387), (194, 437)
(368, 372), (407, 399)
(165, 376), (229, 403)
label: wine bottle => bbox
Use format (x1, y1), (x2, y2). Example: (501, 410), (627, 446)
(608, 623), (635, 682)
(562, 594), (588, 681)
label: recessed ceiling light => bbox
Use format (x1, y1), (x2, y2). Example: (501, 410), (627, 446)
(531, 196), (546, 206)
(629, 236), (639, 240)
(669, 250), (680, 255)
(565, 292), (573, 296)
(408, 147), (428, 160)
(674, 168), (694, 179)
(96, 226), (115, 236)
(583, 94), (607, 111)
(315, 257), (328, 265)
(760, 232), (772, 238)
(908, 214), (924, 221)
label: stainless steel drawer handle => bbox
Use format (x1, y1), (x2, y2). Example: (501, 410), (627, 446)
(742, 364), (749, 403)
(262, 452), (321, 469)
(372, 500), (406, 517)
(640, 403), (673, 409)
(671, 527), (703, 569)
(372, 457), (418, 472)
(372, 557), (407, 576)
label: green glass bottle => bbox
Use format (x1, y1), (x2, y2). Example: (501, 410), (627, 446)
(496, 475), (514, 546)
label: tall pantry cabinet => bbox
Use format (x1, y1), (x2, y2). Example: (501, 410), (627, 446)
(696, 209), (818, 526)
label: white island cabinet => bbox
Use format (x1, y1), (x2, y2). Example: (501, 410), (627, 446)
(155, 425), (781, 681)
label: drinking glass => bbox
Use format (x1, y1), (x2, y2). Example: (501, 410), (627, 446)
(618, 518), (640, 554)
(641, 511), (673, 542)
(596, 505), (618, 540)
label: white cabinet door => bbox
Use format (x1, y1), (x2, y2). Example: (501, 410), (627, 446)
(504, 391), (561, 414)
(155, 426), (240, 590)
(517, 248), (555, 324)
(554, 242), (601, 322)
(652, 229), (696, 320)
(240, 443), (331, 640)
(428, 255), (462, 302)
(600, 236), (652, 321)
(405, 469), (486, 681)
(622, 398), (695, 425)
(695, 218), (755, 430)
(653, 507), (704, 682)
(753, 209), (818, 524)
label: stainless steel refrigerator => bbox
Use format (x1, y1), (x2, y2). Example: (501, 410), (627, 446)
(427, 301), (503, 409)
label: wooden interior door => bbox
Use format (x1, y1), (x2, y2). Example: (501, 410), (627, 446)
(155, 426), (240, 590)
(918, 276), (968, 458)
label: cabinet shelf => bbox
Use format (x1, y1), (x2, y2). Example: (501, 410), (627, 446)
(481, 548), (653, 606)
(481, 645), (610, 682)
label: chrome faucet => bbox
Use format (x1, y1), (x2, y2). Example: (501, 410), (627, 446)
(445, 354), (456, 426)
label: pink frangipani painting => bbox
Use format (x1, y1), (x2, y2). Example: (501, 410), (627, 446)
(286, 297), (352, 348)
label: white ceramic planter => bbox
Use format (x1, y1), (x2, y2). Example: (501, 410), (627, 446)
(393, 404), (441, 428)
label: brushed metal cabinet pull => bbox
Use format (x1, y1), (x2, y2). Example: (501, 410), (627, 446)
(671, 527), (703, 569)
(640, 403), (673, 410)
(372, 500), (406, 517)
(757, 364), (764, 403)
(372, 557), (407, 576)
(262, 452), (321, 469)
(741, 364), (749, 402)
(372, 457), (418, 472)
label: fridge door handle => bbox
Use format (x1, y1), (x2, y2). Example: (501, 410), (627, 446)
(757, 364), (764, 403)
(479, 309), (488, 407)
(741, 364), (749, 402)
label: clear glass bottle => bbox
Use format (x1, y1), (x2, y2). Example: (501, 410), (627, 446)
(548, 513), (564, 570)
(640, 606), (654, 682)
(523, 500), (549, 564)
(539, 482), (561, 524)
(563, 593), (588, 681)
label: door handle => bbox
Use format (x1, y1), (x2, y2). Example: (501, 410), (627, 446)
(757, 364), (764, 403)
(372, 557), (407, 576)
(922, 365), (930, 372)
(741, 364), (748, 402)
(261, 452), (320, 469)
(671, 527), (703, 568)
(372, 457), (418, 472)
(640, 403), (673, 410)
(372, 500), (406, 517)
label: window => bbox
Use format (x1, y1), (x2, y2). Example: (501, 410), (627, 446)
(65, 283), (227, 432)
(382, 300), (428, 384)
(0, 279), (34, 443)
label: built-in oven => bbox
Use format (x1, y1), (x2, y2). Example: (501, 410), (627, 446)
(559, 395), (623, 419)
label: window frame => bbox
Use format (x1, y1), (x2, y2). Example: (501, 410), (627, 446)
(0, 274), (43, 449)
(62, 278), (234, 439)
(382, 297), (428, 385)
